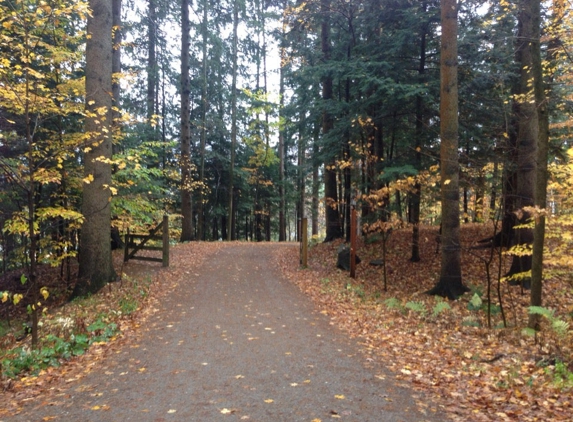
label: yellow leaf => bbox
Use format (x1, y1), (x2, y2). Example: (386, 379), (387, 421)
(220, 408), (231, 414)
(167, 409), (176, 414)
(91, 405), (100, 410)
(264, 399), (274, 403)
(1, 292), (8, 303)
(83, 174), (94, 184)
(13, 293), (23, 305)
(334, 394), (345, 400)
(40, 287), (49, 300)
(444, 179), (451, 185)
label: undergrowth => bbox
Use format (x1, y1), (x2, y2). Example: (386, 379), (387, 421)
(0, 274), (153, 379)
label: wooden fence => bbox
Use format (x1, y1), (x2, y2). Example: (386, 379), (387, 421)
(123, 215), (169, 267)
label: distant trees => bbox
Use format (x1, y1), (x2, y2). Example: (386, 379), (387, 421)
(0, 0), (571, 302)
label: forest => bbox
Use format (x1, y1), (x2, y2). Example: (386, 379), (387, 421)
(0, 0), (572, 414)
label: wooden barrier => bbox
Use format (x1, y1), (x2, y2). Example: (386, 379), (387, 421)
(124, 215), (169, 267)
(300, 217), (308, 268)
(350, 208), (356, 278)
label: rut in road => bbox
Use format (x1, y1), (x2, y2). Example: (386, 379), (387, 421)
(9, 243), (443, 422)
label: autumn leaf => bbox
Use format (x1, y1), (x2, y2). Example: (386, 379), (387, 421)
(264, 399), (274, 403)
(40, 287), (49, 300)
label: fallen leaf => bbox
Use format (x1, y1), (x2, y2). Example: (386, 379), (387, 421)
(264, 399), (274, 403)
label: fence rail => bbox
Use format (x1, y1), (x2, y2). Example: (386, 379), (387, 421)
(123, 215), (169, 267)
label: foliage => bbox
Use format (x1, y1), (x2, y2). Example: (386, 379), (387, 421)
(1, 321), (117, 379)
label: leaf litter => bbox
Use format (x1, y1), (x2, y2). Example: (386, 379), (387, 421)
(275, 223), (573, 422)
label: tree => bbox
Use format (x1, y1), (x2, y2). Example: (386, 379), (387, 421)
(427, 0), (469, 299)
(529, 0), (548, 329)
(227, 0), (240, 240)
(321, 0), (342, 242)
(180, 0), (194, 242)
(75, 0), (117, 297)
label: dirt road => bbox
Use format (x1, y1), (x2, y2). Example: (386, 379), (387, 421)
(7, 243), (443, 421)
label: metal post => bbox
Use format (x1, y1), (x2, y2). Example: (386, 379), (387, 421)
(162, 215), (169, 267)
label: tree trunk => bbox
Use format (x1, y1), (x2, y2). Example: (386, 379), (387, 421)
(529, 0), (548, 328)
(321, 0), (342, 242)
(111, 0), (121, 157)
(506, 0), (539, 288)
(227, 0), (239, 240)
(198, 0), (209, 241)
(278, 6), (287, 241)
(147, 0), (157, 123)
(410, 0), (428, 263)
(312, 139), (319, 236)
(180, 0), (194, 241)
(427, 0), (468, 299)
(76, 0), (116, 297)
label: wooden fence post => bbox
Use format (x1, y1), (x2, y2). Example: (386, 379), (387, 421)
(350, 208), (357, 278)
(162, 215), (169, 267)
(301, 218), (308, 268)
(123, 227), (130, 262)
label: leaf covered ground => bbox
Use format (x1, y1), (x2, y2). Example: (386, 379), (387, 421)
(276, 223), (573, 422)
(0, 242), (224, 415)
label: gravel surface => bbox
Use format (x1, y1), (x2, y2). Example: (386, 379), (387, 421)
(7, 243), (445, 422)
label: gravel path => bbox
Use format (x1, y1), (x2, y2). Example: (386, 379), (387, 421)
(8, 243), (443, 422)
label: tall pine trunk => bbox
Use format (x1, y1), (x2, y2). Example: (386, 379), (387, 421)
(76, 0), (116, 297)
(198, 0), (209, 241)
(410, 3), (428, 262)
(529, 0), (548, 328)
(180, 0), (194, 241)
(227, 0), (239, 240)
(427, 0), (468, 299)
(321, 0), (341, 242)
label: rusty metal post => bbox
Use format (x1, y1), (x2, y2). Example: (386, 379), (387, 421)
(350, 208), (357, 278)
(162, 215), (169, 267)
(301, 218), (308, 268)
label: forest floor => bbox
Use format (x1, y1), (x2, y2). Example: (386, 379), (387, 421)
(279, 223), (573, 421)
(0, 223), (572, 421)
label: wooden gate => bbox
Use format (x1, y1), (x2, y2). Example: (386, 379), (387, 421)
(123, 215), (169, 267)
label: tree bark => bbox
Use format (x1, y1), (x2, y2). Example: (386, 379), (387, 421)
(76, 0), (116, 297)
(321, 0), (342, 242)
(529, 0), (548, 328)
(147, 0), (157, 123)
(505, 0), (539, 288)
(427, 0), (468, 299)
(410, 2), (428, 262)
(111, 0), (121, 156)
(278, 3), (287, 241)
(180, 0), (194, 241)
(227, 0), (239, 240)
(198, 0), (209, 241)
